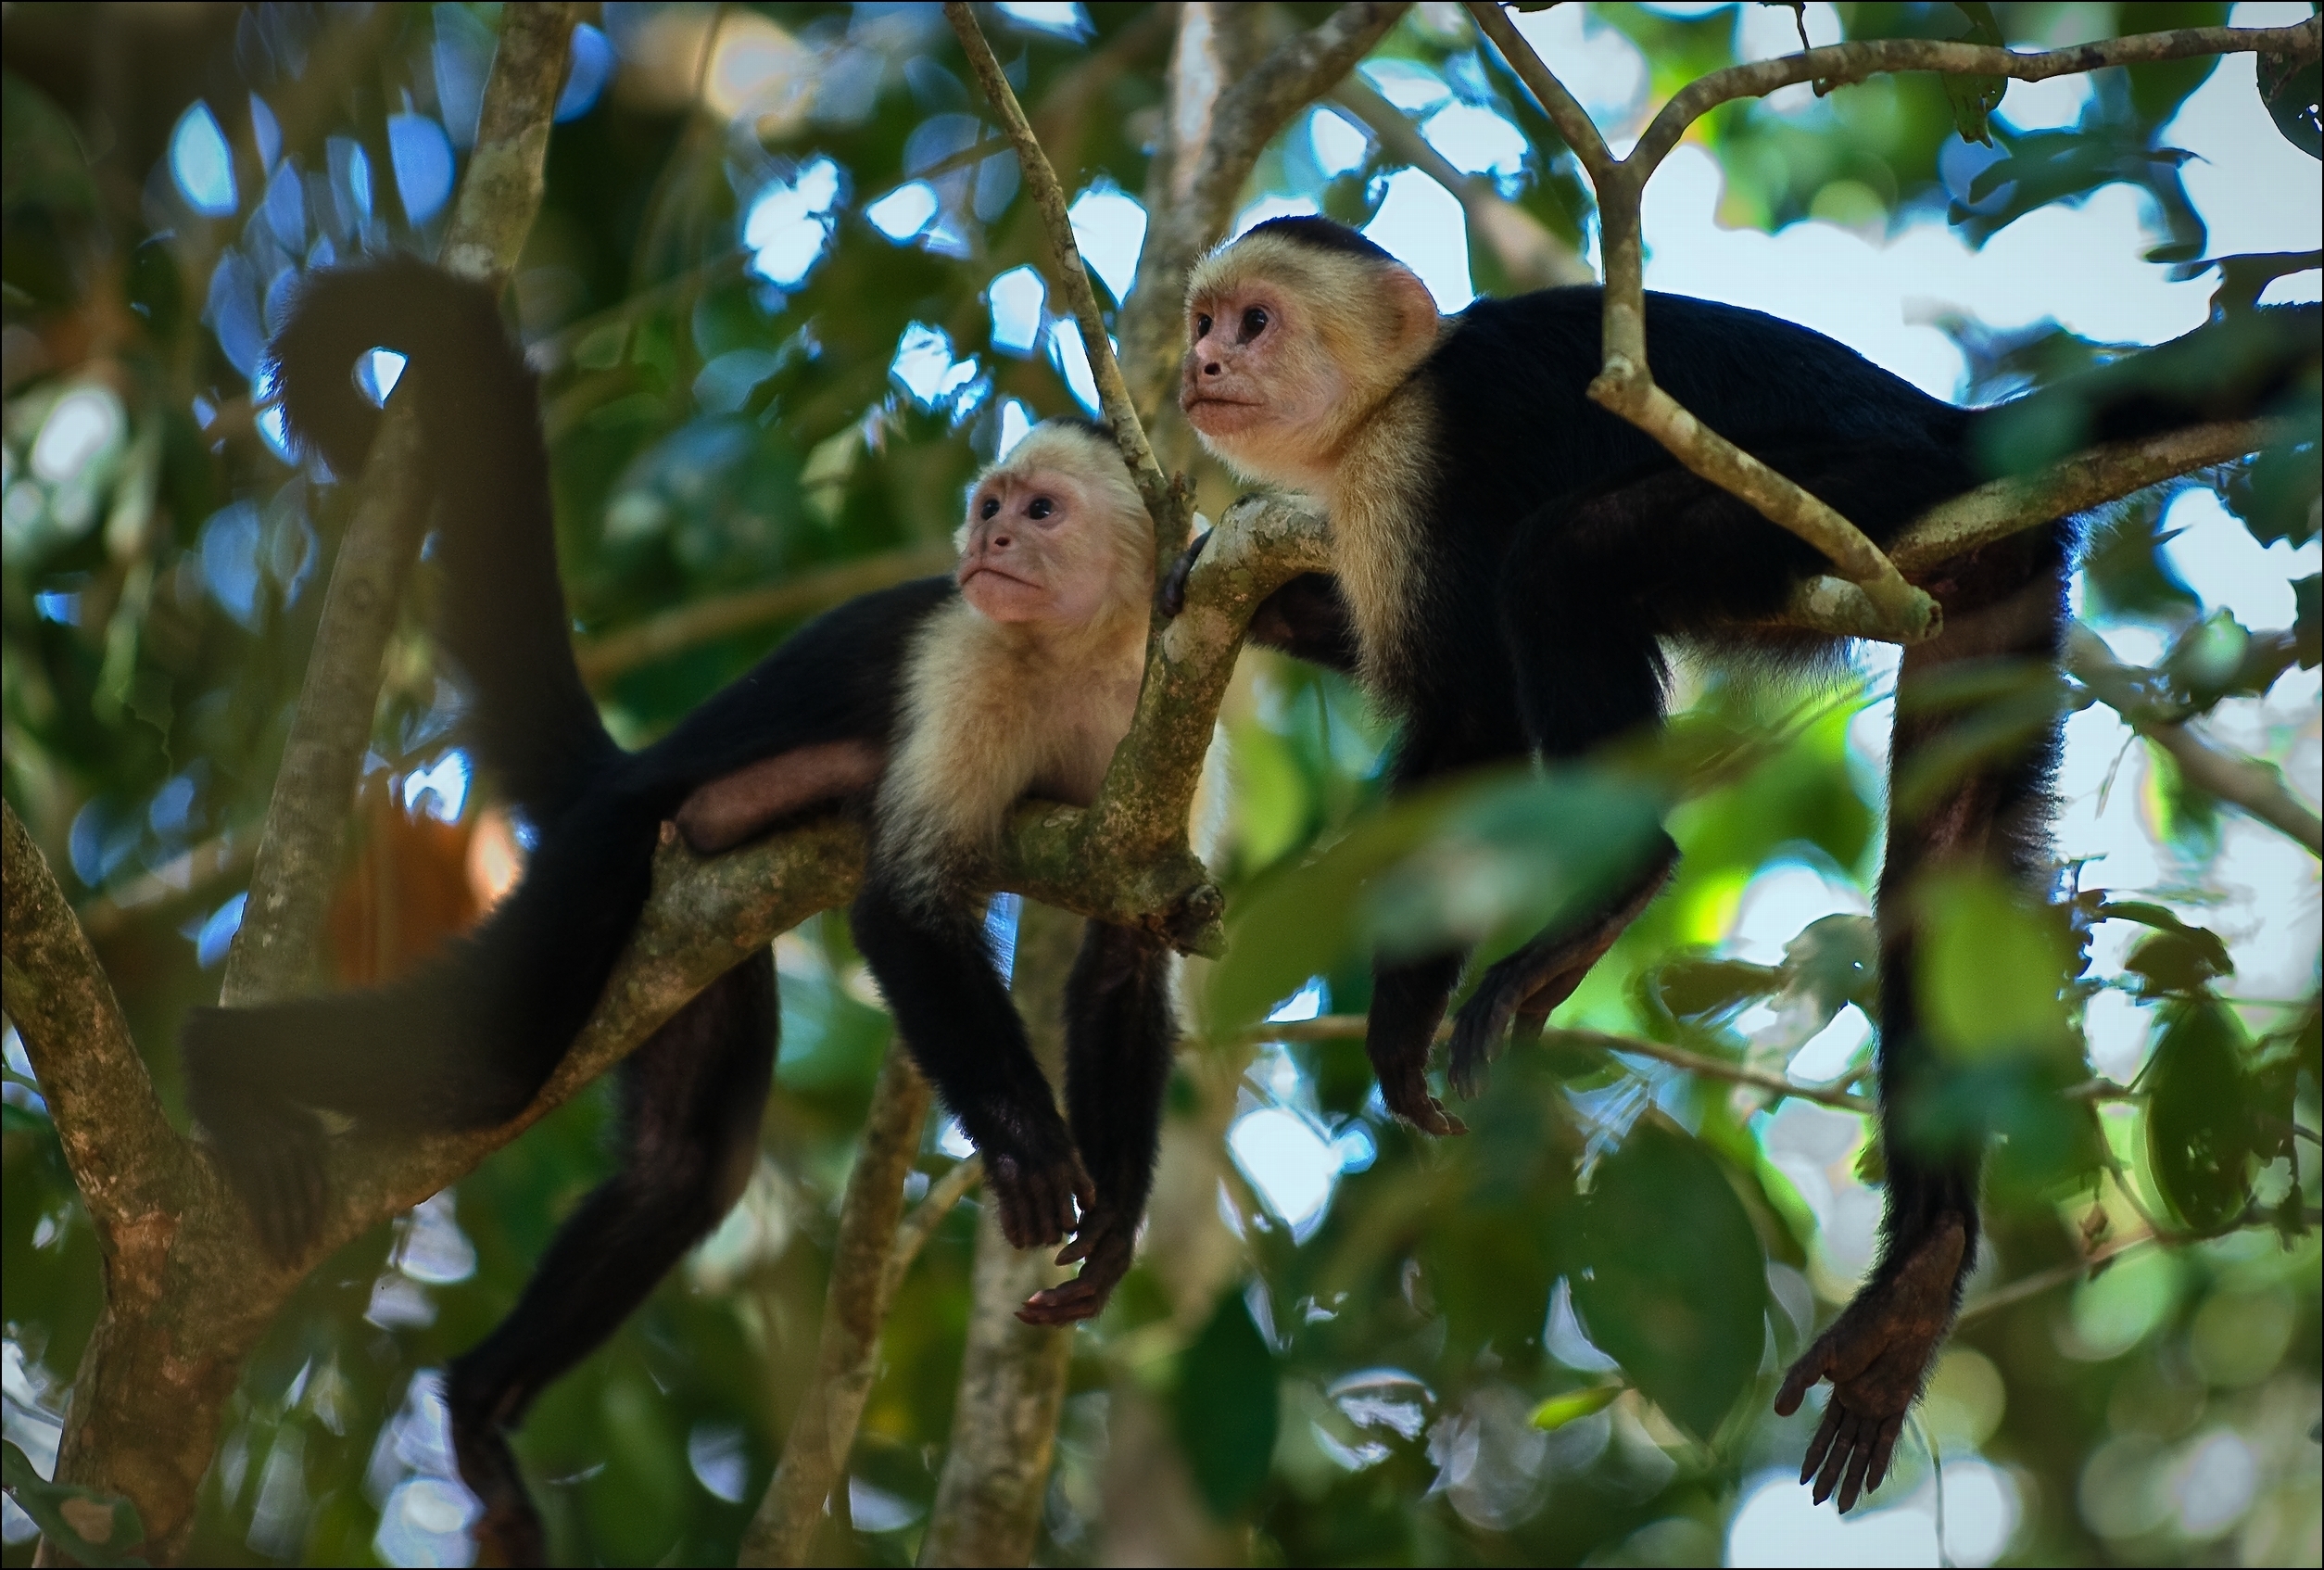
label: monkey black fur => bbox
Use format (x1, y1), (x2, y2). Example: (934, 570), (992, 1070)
(1171, 215), (2320, 1513)
(180, 260), (1178, 1564)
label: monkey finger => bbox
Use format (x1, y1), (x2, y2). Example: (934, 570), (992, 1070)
(1810, 1411), (1857, 1502)
(1797, 1399), (1844, 1484)
(1835, 1432), (1876, 1513)
(1775, 1347), (1830, 1417)
(1865, 1417), (1902, 1495)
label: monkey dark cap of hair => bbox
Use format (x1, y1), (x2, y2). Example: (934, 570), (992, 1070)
(1173, 212), (2320, 1516)
(183, 260), (1177, 1565)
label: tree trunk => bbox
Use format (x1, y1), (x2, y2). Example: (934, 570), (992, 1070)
(916, 900), (1081, 1567)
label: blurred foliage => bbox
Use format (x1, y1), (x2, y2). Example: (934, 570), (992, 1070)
(3, 2), (2318, 1566)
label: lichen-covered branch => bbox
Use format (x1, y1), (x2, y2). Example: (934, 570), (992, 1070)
(1777, 418), (2292, 639)
(2065, 625), (2323, 856)
(221, 2), (581, 1004)
(2, 804), (187, 1240)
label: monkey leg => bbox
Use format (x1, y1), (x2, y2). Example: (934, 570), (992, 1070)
(1366, 951), (1470, 1136)
(1019, 921), (1178, 1326)
(672, 740), (885, 855)
(850, 879), (1092, 1250)
(447, 951), (776, 1566)
(1447, 834), (1679, 1099)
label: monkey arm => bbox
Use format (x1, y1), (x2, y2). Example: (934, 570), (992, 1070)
(849, 878), (1092, 1251)
(1018, 921), (1178, 1326)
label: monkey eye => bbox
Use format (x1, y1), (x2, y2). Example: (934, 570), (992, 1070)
(979, 497), (1001, 521)
(1194, 312), (1213, 337)
(1241, 306), (1269, 339)
(1028, 496), (1055, 521)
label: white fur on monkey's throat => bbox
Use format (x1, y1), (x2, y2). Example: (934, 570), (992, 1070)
(878, 422), (1154, 901)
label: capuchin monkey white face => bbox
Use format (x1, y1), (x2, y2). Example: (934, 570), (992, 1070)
(955, 424), (1152, 628)
(1181, 222), (1441, 492)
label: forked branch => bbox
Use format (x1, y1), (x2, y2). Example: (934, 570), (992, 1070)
(1466, 2), (2321, 647)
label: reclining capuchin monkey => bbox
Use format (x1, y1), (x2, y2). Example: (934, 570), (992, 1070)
(180, 260), (1177, 1562)
(1162, 215), (2318, 1513)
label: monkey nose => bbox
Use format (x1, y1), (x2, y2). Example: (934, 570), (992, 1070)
(1202, 361), (1222, 376)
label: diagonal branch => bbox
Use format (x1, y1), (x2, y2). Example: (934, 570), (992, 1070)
(221, 3), (581, 1005)
(946, 0), (1181, 561)
(1, 803), (189, 1239)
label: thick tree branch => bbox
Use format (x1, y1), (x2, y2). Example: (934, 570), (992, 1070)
(2066, 625), (2323, 856)
(919, 901), (1081, 1568)
(1, 803), (188, 1237)
(26, 14), (583, 1562)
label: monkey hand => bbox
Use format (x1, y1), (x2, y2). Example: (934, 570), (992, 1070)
(1015, 1201), (1136, 1326)
(985, 1147), (1098, 1252)
(1775, 1216), (1967, 1513)
(1378, 1067), (1467, 1137)
(1159, 529), (1213, 617)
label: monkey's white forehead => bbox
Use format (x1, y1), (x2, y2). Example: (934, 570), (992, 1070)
(966, 422), (1144, 526)
(1184, 234), (1385, 312)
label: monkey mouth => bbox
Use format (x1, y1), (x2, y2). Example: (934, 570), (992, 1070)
(959, 563), (1038, 591)
(1181, 392), (1261, 417)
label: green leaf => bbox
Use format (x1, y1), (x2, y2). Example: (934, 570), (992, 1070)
(1531, 1385), (1623, 1431)
(2145, 999), (2258, 1233)
(2256, 51), (2322, 158)
(1916, 871), (2076, 1063)
(1634, 952), (1782, 1033)
(0, 1441), (148, 1568)
(2102, 901), (2234, 995)
(1172, 1288), (1281, 1519)
(2294, 573), (2320, 670)
(1941, 2), (2007, 146)
(1207, 766), (1665, 1033)
(1570, 1117), (1766, 1443)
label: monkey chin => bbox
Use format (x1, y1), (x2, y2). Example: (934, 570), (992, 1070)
(958, 566), (1054, 623)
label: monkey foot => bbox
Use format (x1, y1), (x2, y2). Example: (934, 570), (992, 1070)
(448, 1409), (547, 1568)
(1379, 1068), (1467, 1137)
(1016, 1207), (1136, 1325)
(987, 1150), (1097, 1251)
(1775, 1216), (1968, 1513)
(1447, 845), (1678, 1099)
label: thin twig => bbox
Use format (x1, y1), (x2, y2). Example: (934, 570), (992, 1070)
(1956, 1231), (2155, 1324)
(1246, 1013), (1874, 1112)
(2065, 624), (2324, 856)
(887, 1156), (984, 1297)
(945, 0), (1179, 559)
(1327, 78), (1591, 289)
(575, 543), (957, 683)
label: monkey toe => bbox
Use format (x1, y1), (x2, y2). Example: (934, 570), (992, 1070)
(1381, 1073), (1467, 1136)
(1018, 1216), (1133, 1325)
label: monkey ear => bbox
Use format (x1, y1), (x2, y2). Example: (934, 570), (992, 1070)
(1381, 263), (1441, 360)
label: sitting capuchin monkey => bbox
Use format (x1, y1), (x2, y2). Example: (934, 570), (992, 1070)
(1162, 215), (2318, 1512)
(181, 260), (1179, 1562)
